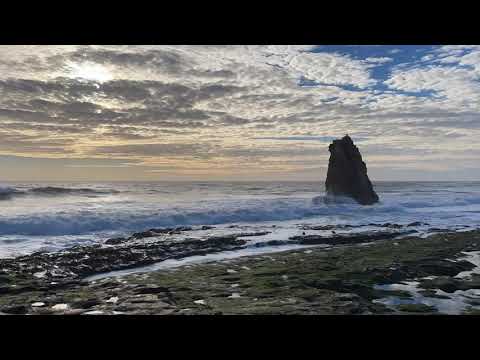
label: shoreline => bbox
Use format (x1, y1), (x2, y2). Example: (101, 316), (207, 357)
(1, 226), (480, 315)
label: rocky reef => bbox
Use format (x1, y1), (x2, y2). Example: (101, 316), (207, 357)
(325, 135), (379, 205)
(1, 228), (480, 315)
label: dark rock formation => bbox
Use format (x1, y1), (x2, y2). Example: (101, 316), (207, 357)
(325, 135), (379, 205)
(289, 230), (415, 245)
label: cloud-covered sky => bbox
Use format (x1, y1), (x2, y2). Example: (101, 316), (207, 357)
(0, 45), (479, 181)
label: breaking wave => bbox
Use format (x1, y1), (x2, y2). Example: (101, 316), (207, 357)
(1, 191), (480, 236)
(0, 186), (23, 200)
(0, 198), (337, 235)
(0, 186), (119, 200)
(28, 186), (119, 196)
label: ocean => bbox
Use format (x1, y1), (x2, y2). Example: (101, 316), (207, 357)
(1, 181), (480, 258)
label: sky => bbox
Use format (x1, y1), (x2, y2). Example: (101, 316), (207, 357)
(0, 45), (479, 181)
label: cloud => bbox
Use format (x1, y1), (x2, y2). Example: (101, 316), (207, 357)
(388, 49), (402, 55)
(0, 45), (480, 180)
(254, 135), (368, 142)
(288, 52), (377, 88)
(384, 65), (480, 110)
(91, 143), (214, 158)
(364, 57), (393, 64)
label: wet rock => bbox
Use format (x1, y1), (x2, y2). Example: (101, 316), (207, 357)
(0, 231), (249, 286)
(3, 305), (28, 314)
(419, 277), (463, 293)
(396, 303), (437, 313)
(146, 228), (172, 234)
(466, 299), (480, 306)
(325, 135), (379, 205)
(290, 230), (412, 245)
(334, 293), (361, 301)
(206, 234), (238, 242)
(237, 231), (271, 237)
(385, 224), (403, 229)
(302, 224), (357, 231)
(429, 228), (450, 233)
(0, 275), (11, 284)
(201, 225), (216, 230)
(176, 226), (193, 232)
(72, 299), (100, 309)
(129, 294), (159, 303)
(367, 222), (405, 229)
(131, 230), (158, 239)
(105, 237), (127, 245)
(407, 222), (429, 227)
(133, 286), (169, 294)
(303, 225), (337, 230)
(419, 274), (480, 293)
(415, 260), (475, 278)
(254, 240), (293, 248)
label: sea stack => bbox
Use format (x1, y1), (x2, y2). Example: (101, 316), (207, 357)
(325, 135), (379, 205)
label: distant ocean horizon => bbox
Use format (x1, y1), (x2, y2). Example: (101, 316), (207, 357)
(1, 180), (480, 258)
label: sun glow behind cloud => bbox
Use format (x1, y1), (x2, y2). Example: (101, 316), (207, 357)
(65, 61), (113, 83)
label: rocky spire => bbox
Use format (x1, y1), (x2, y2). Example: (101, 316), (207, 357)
(325, 135), (379, 205)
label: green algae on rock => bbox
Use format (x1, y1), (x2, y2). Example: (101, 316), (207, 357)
(1, 230), (480, 315)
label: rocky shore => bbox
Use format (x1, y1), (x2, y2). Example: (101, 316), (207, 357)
(1, 225), (480, 315)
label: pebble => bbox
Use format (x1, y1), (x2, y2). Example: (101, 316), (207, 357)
(228, 293), (241, 299)
(82, 310), (105, 315)
(106, 296), (119, 304)
(194, 299), (206, 305)
(231, 283), (240, 288)
(51, 303), (69, 311)
(227, 269), (237, 274)
(33, 271), (47, 279)
(282, 275), (289, 280)
(64, 309), (87, 315)
(241, 266), (251, 271)
(31, 302), (46, 307)
(304, 250), (313, 254)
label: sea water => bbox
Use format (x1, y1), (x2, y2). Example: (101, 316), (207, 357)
(1, 181), (480, 258)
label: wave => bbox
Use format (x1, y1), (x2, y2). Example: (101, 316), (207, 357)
(0, 197), (366, 236)
(0, 186), (24, 200)
(28, 186), (119, 196)
(312, 195), (359, 205)
(1, 187), (480, 236)
(0, 186), (119, 200)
